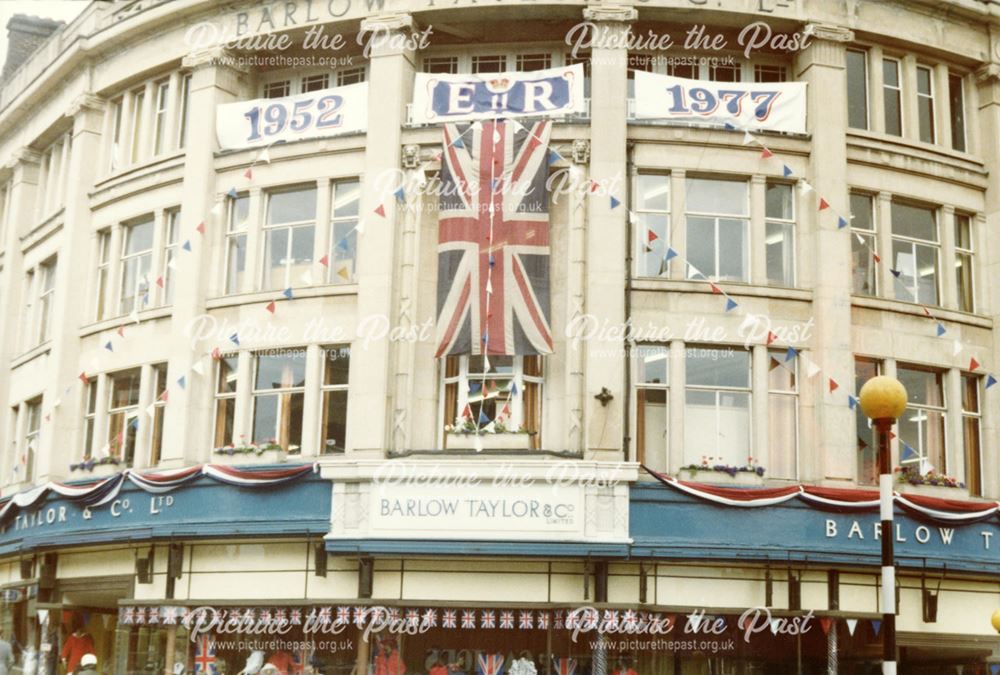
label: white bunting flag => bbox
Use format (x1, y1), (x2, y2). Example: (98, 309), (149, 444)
(846, 619), (858, 636)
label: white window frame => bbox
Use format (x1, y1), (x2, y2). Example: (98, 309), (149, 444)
(915, 64), (936, 144)
(152, 79), (170, 156)
(633, 345), (670, 470)
(95, 229), (112, 320)
(35, 258), (56, 346)
(767, 348), (799, 480)
(129, 87), (145, 164)
(845, 48), (869, 130)
(948, 72), (966, 152)
(850, 192), (878, 296)
(764, 181), (796, 287)
(684, 177), (750, 283)
(890, 201), (939, 306)
(329, 179), (360, 284)
(882, 57), (903, 136)
(107, 368), (142, 467)
(444, 355), (541, 431)
(225, 193), (249, 295)
(260, 186), (316, 291)
(955, 212), (975, 313)
(119, 217), (155, 316)
(250, 350), (307, 452)
(177, 73), (191, 149)
(897, 365), (947, 475)
(320, 346), (350, 454)
(213, 354), (239, 449)
(633, 173), (671, 278)
(961, 372), (982, 495)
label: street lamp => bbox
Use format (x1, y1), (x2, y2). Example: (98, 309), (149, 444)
(992, 608), (1000, 633)
(859, 375), (908, 675)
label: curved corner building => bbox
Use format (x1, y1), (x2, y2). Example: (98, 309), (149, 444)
(0, 0), (997, 672)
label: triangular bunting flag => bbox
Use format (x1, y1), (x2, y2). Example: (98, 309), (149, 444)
(846, 619), (857, 636)
(548, 150), (560, 165)
(829, 378), (839, 393)
(890, 268), (901, 278)
(766, 331), (777, 346)
(800, 181), (813, 194)
(709, 283), (722, 295)
(182, 240), (192, 252)
(873, 252), (881, 263)
(610, 196), (621, 209)
(79, 372), (89, 384)
(211, 348), (222, 361)
(393, 187), (406, 202)
(871, 620), (881, 637)
(848, 395), (859, 410)
(665, 247), (678, 261)
(837, 216), (847, 229)
(888, 431), (896, 440)
(986, 374), (997, 389)
(158, 389), (170, 402)
(990, 665), (999, 675)
(969, 357), (980, 371)
(104, 341), (113, 352)
(785, 347), (798, 361)
(952, 339), (963, 356)
(461, 404), (471, 418)
(452, 136), (464, 149)
(724, 298), (737, 312)
(257, 148), (271, 164)
(229, 333), (240, 346)
(243, 167), (252, 180)
(478, 409), (490, 425)
(282, 288), (294, 300)
(155, 276), (164, 288)
(936, 323), (946, 337)
(196, 221), (206, 234)
(647, 229), (658, 244)
(818, 197), (830, 211)
(819, 618), (832, 635)
(265, 301), (276, 314)
(902, 443), (917, 461)
(176, 376), (186, 389)
(782, 165), (793, 178)
(742, 130), (756, 145)
(318, 254), (330, 267)
(760, 148), (773, 159)
(191, 360), (205, 376)
(117, 325), (125, 338)
(226, 187), (238, 199)
(374, 204), (386, 218)
(510, 381), (518, 396)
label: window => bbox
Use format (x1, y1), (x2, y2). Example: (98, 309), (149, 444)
(337, 68), (366, 86)
(768, 349), (797, 479)
(150, 363), (168, 465)
(891, 201), (938, 305)
(916, 65), (935, 143)
(37, 134), (69, 217)
(120, 217), (155, 315)
(854, 357), (882, 486)
(635, 345), (669, 472)
(515, 54), (551, 72)
(264, 80), (290, 99)
(22, 399), (41, 481)
(108, 369), (141, 466)
(320, 346), (350, 454)
(162, 210), (180, 305)
(948, 73), (966, 152)
(765, 182), (795, 286)
(882, 58), (902, 136)
(153, 80), (170, 155)
(177, 74), (191, 149)
(225, 193), (249, 294)
(955, 213), (974, 312)
(262, 187), (315, 291)
(850, 193), (877, 296)
(329, 180), (360, 283)
(423, 56), (458, 74)
(709, 62), (741, 82)
(683, 346), (751, 466)
(252, 350), (306, 453)
(896, 365), (946, 475)
(95, 230), (111, 320)
(129, 88), (145, 164)
(82, 381), (97, 459)
(666, 61), (695, 79)
(108, 98), (123, 171)
(472, 55), (506, 74)
(442, 356), (542, 448)
(846, 49), (868, 130)
(753, 65), (786, 83)
(961, 373), (982, 496)
(35, 259), (56, 345)
(685, 178), (749, 282)
(213, 355), (239, 448)
(20, 270), (34, 351)
(301, 74), (329, 92)
(634, 174), (670, 277)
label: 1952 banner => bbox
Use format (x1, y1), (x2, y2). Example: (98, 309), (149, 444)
(412, 64), (585, 124)
(633, 71), (807, 134)
(216, 82), (368, 150)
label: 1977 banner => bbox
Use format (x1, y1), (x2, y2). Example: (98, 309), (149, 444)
(633, 71), (807, 134)
(216, 81), (368, 150)
(412, 63), (585, 124)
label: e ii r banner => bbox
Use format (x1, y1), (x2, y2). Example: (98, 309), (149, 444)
(412, 64), (585, 124)
(216, 82), (368, 150)
(633, 71), (807, 134)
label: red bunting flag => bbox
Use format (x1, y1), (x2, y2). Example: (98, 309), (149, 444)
(969, 357), (980, 371)
(374, 204), (386, 217)
(709, 283), (722, 295)
(318, 254), (330, 267)
(243, 167), (253, 180)
(155, 276), (164, 288)
(158, 390), (169, 402)
(647, 229), (658, 244)
(589, 180), (600, 193)
(196, 221), (206, 235)
(873, 253), (881, 264)
(78, 372), (89, 385)
(888, 431), (896, 440)
(818, 197), (830, 211)
(265, 301), (276, 314)
(117, 325), (125, 338)
(211, 347), (222, 361)
(766, 331), (778, 346)
(819, 618), (832, 635)
(760, 148), (773, 159)
(828, 378), (839, 393)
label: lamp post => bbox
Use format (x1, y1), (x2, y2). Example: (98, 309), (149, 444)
(859, 375), (908, 675)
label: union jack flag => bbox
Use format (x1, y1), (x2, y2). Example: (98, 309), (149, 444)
(260, 609), (273, 623)
(499, 610), (514, 629)
(242, 608), (255, 622)
(121, 607), (135, 625)
(553, 610), (564, 630)
(461, 610), (477, 629)
(480, 610), (496, 629)
(476, 653), (504, 675)
(443, 609), (457, 628)
(162, 607), (178, 625)
(518, 610), (533, 629)
(275, 608), (287, 624)
(422, 608), (438, 628)
(622, 610), (637, 629)
(336, 607), (352, 625)
(290, 608), (302, 625)
(319, 606), (333, 624)
(553, 658), (576, 675)
(388, 607), (401, 622)
(406, 608), (420, 626)
(193, 636), (217, 675)
(354, 606), (367, 627)
(435, 120), (554, 357)
(536, 611), (550, 629)
(134, 607), (146, 625)
(602, 610), (619, 629)
(147, 607), (160, 624)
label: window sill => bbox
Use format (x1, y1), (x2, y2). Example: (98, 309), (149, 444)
(92, 151), (186, 193)
(21, 208), (64, 250)
(388, 447), (582, 459)
(206, 284), (359, 309)
(845, 129), (986, 173)
(10, 341), (52, 369)
(631, 278), (813, 303)
(850, 294), (992, 329)
(79, 305), (173, 339)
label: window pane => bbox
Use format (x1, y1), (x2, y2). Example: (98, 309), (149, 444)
(637, 175), (669, 212)
(229, 196), (250, 231)
(255, 351), (307, 390)
(331, 220), (357, 283)
(333, 181), (361, 219)
(717, 392), (751, 465)
(686, 179), (747, 215)
(638, 388), (667, 472)
(767, 352), (796, 391)
(855, 358), (880, 486)
(290, 225), (315, 266)
(898, 408), (945, 471)
(468, 355), (513, 376)
(321, 390), (348, 454)
(263, 227), (289, 290)
(896, 366), (944, 407)
(638, 213), (669, 277)
(110, 370), (142, 408)
(683, 389), (717, 464)
(323, 347), (351, 385)
(685, 216), (714, 278)
(882, 59), (899, 87)
(765, 183), (792, 220)
(766, 221), (793, 286)
(846, 50), (868, 130)
(252, 394), (279, 443)
(917, 94), (934, 143)
(226, 233), (247, 294)
(949, 74), (966, 152)
(956, 252), (974, 312)
(685, 347), (750, 388)
(217, 356), (239, 394)
(636, 345), (668, 384)
(851, 233), (876, 296)
(955, 214), (972, 250)
(214, 398), (235, 447)
(961, 374), (979, 413)
(267, 188), (317, 224)
(717, 218), (747, 281)
(850, 193), (874, 231)
(883, 60), (901, 136)
(963, 415), (981, 496)
(914, 243), (939, 305)
(125, 219), (154, 254)
(891, 202), (937, 242)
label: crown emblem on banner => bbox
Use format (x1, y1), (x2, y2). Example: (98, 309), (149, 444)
(486, 77), (512, 92)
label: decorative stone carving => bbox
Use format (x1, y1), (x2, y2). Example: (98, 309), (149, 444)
(572, 139), (591, 165)
(582, 6), (638, 23)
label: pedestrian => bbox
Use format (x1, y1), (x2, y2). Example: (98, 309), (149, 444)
(60, 619), (95, 675)
(0, 630), (12, 675)
(76, 653), (100, 675)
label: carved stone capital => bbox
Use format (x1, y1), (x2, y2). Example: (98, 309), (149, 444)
(359, 13), (415, 36)
(181, 47), (249, 74)
(802, 23), (854, 43)
(582, 5), (638, 23)
(975, 63), (1000, 84)
(5, 147), (41, 170)
(67, 93), (105, 118)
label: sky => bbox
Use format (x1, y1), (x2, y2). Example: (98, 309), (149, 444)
(0, 0), (89, 72)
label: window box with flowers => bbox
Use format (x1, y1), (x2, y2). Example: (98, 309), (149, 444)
(212, 441), (289, 466)
(679, 457), (766, 486)
(444, 418), (536, 451)
(68, 457), (122, 479)
(894, 466), (969, 500)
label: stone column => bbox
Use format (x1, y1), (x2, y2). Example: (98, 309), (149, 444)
(794, 24), (855, 485)
(876, 192), (893, 299)
(583, 5), (635, 459)
(939, 205), (957, 310)
(159, 49), (247, 468)
(668, 169), (686, 281)
(750, 175), (767, 286)
(346, 14), (416, 456)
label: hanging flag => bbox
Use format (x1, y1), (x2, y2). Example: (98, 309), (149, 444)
(819, 618), (832, 635)
(79, 372), (89, 384)
(265, 301), (276, 314)
(177, 376), (186, 389)
(799, 181), (813, 194)
(117, 325), (126, 338)
(837, 216), (847, 229)
(828, 378), (839, 393)
(476, 653), (504, 675)
(818, 197), (830, 211)
(804, 359), (821, 379)
(846, 618), (858, 636)
(760, 148), (773, 159)
(510, 381), (518, 396)
(848, 395), (858, 410)
(211, 347), (222, 360)
(193, 635), (217, 674)
(226, 187), (238, 199)
(478, 409), (490, 425)
(196, 221), (206, 234)
(902, 443), (917, 461)
(318, 254), (330, 267)
(709, 282), (722, 295)
(986, 374), (997, 389)
(782, 165), (793, 178)
(724, 298), (737, 312)
(435, 120), (554, 357)
(229, 333), (240, 346)
(665, 247), (678, 262)
(394, 187), (406, 202)
(890, 268), (901, 278)
(871, 619), (881, 637)
(969, 357), (981, 371)
(155, 276), (165, 288)
(243, 167), (252, 180)
(282, 288), (294, 300)
(873, 252), (881, 264)
(257, 148), (271, 164)
(104, 341), (113, 352)
(766, 331), (777, 346)
(785, 347), (798, 362)
(610, 196), (621, 209)
(182, 240), (192, 252)
(548, 150), (560, 165)
(461, 403), (472, 419)
(374, 204), (386, 217)
(952, 339), (963, 356)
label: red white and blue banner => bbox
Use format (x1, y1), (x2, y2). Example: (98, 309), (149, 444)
(633, 71), (807, 134)
(216, 82), (368, 150)
(412, 64), (585, 124)
(435, 120), (554, 357)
